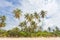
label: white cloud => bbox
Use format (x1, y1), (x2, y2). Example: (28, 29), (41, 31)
(0, 0), (60, 30)
(20, 0), (60, 29)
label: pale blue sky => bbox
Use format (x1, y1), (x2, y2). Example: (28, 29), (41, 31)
(0, 0), (60, 30)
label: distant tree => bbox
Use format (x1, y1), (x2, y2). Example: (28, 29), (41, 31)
(48, 27), (51, 32)
(30, 21), (37, 32)
(55, 26), (60, 32)
(1, 16), (6, 22)
(13, 8), (22, 19)
(0, 16), (6, 27)
(0, 29), (8, 37)
(34, 12), (41, 22)
(19, 20), (27, 31)
(40, 10), (46, 18)
(7, 27), (20, 37)
(25, 13), (34, 22)
(19, 21), (26, 27)
(34, 12), (40, 19)
(40, 10), (47, 30)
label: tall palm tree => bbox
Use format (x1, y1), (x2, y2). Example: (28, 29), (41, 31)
(19, 20), (26, 27)
(38, 26), (42, 31)
(1, 16), (6, 22)
(55, 26), (59, 31)
(25, 14), (29, 21)
(25, 13), (34, 22)
(40, 10), (46, 29)
(30, 21), (37, 32)
(30, 14), (34, 19)
(13, 8), (22, 19)
(48, 27), (51, 32)
(34, 12), (40, 22)
(40, 10), (46, 18)
(19, 20), (27, 31)
(0, 16), (6, 27)
(0, 22), (6, 27)
(34, 12), (40, 19)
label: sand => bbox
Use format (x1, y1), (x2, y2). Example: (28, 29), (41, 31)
(0, 37), (60, 40)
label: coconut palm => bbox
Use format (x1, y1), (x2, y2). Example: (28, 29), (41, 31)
(40, 10), (46, 30)
(19, 20), (27, 31)
(34, 12), (40, 21)
(30, 21), (37, 28)
(0, 16), (6, 27)
(30, 14), (34, 19)
(38, 26), (42, 31)
(55, 26), (59, 31)
(1, 16), (6, 22)
(30, 21), (37, 32)
(48, 27), (51, 32)
(25, 14), (29, 21)
(19, 20), (26, 27)
(13, 8), (22, 19)
(25, 13), (34, 22)
(40, 10), (46, 18)
(34, 12), (40, 19)
(0, 22), (6, 27)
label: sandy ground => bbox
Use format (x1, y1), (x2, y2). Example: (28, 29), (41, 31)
(0, 37), (60, 40)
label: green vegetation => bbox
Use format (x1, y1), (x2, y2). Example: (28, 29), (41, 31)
(0, 16), (6, 27)
(0, 27), (60, 37)
(0, 9), (60, 37)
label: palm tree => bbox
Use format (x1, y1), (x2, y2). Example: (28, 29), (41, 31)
(25, 14), (33, 22)
(30, 21), (37, 32)
(19, 20), (27, 31)
(1, 16), (6, 22)
(38, 26), (42, 31)
(40, 10), (46, 30)
(30, 14), (34, 19)
(40, 10), (46, 18)
(34, 12), (41, 23)
(34, 12), (40, 19)
(48, 27), (51, 32)
(13, 8), (22, 19)
(0, 22), (6, 27)
(0, 16), (6, 27)
(19, 20), (26, 27)
(55, 26), (59, 31)
(30, 21), (37, 28)
(25, 14), (29, 21)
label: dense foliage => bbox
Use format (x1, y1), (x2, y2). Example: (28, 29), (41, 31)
(0, 9), (60, 37)
(0, 27), (60, 37)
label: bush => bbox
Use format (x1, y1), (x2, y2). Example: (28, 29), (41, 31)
(19, 31), (28, 37)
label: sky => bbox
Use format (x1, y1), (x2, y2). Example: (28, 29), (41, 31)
(0, 0), (60, 30)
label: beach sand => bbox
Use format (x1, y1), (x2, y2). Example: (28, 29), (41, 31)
(0, 37), (60, 40)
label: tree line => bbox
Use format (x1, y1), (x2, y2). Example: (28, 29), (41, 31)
(0, 8), (60, 37)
